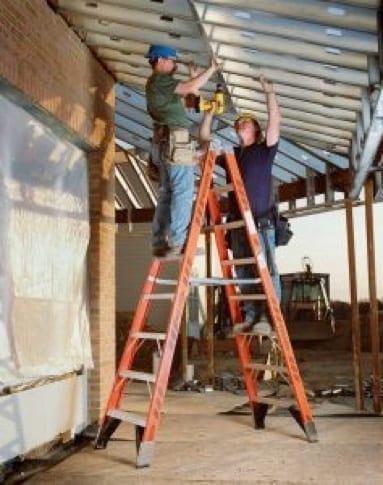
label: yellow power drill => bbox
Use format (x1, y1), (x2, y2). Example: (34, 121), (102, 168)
(185, 84), (225, 115)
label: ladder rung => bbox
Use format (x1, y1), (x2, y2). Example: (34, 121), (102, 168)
(108, 409), (147, 427)
(214, 183), (234, 194)
(255, 396), (296, 408)
(148, 277), (261, 287)
(215, 220), (245, 231)
(120, 370), (156, 383)
(229, 294), (266, 301)
(130, 332), (166, 341)
(246, 362), (287, 374)
(222, 257), (256, 266)
(190, 277), (261, 286)
(143, 293), (174, 300)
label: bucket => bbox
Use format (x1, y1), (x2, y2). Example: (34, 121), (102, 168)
(152, 351), (161, 375)
(184, 363), (194, 382)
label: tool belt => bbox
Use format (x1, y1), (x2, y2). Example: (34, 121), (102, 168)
(152, 124), (195, 166)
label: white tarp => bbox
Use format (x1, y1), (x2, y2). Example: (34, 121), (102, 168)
(0, 95), (92, 389)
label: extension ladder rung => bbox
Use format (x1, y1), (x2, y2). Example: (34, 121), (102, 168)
(214, 183), (233, 194)
(143, 293), (174, 301)
(255, 396), (296, 408)
(246, 362), (287, 374)
(108, 409), (147, 427)
(229, 294), (266, 301)
(222, 257), (256, 266)
(130, 332), (166, 341)
(120, 370), (156, 383)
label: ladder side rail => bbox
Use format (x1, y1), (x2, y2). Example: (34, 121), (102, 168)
(101, 260), (162, 420)
(142, 149), (218, 443)
(224, 151), (313, 425)
(207, 189), (258, 402)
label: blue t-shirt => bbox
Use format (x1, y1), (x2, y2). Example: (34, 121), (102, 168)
(223, 141), (278, 219)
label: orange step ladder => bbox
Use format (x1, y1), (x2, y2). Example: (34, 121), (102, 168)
(94, 147), (318, 467)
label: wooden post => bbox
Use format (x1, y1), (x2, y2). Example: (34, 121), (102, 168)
(364, 178), (381, 414)
(205, 218), (215, 383)
(345, 199), (364, 410)
(181, 309), (188, 381)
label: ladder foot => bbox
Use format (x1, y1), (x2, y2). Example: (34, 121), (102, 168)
(136, 440), (155, 468)
(288, 407), (318, 443)
(94, 417), (121, 449)
(252, 402), (269, 429)
(303, 420), (319, 443)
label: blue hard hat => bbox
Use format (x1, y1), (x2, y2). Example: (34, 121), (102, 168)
(145, 44), (177, 60)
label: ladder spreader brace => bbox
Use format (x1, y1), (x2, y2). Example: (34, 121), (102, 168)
(94, 147), (318, 468)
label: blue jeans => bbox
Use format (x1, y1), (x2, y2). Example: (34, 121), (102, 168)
(152, 161), (195, 249)
(230, 224), (281, 323)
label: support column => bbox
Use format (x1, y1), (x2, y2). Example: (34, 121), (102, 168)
(364, 178), (381, 414)
(88, 138), (116, 423)
(205, 224), (215, 383)
(181, 309), (188, 380)
(345, 199), (364, 411)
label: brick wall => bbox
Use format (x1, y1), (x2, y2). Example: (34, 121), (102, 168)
(0, 0), (116, 421)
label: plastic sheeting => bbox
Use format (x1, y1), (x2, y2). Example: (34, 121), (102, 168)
(0, 95), (92, 389)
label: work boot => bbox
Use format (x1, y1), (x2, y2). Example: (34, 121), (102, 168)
(152, 245), (169, 257)
(233, 321), (254, 334)
(163, 245), (205, 258)
(251, 320), (272, 336)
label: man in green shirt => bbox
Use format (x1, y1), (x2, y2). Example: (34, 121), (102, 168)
(145, 44), (220, 257)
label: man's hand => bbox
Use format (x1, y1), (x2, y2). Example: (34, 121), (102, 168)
(188, 62), (201, 79)
(260, 75), (274, 94)
(210, 57), (223, 72)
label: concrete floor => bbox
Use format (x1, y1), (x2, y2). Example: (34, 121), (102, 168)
(27, 350), (383, 484)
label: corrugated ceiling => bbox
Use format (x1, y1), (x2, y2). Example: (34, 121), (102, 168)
(53, 0), (383, 212)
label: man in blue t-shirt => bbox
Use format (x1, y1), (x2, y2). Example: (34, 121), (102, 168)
(200, 76), (281, 335)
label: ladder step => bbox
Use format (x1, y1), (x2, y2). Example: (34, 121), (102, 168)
(222, 257), (256, 266)
(229, 294), (266, 301)
(246, 362), (287, 374)
(215, 220), (246, 231)
(120, 370), (156, 383)
(190, 277), (261, 286)
(255, 396), (296, 408)
(143, 293), (174, 300)
(130, 332), (166, 341)
(214, 183), (234, 194)
(108, 408), (147, 427)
